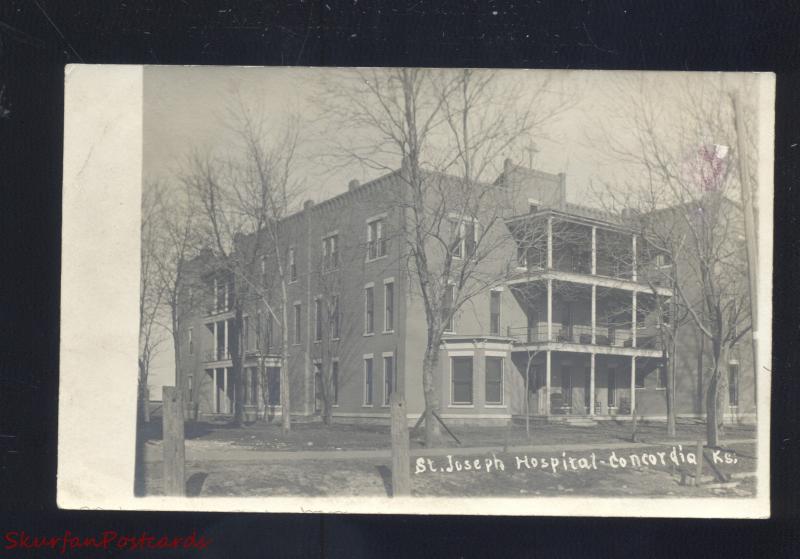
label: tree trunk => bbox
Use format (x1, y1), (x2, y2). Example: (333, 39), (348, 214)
(422, 346), (441, 447)
(280, 285), (291, 434)
(666, 363), (676, 437)
(138, 359), (150, 424)
(172, 306), (182, 393)
(666, 341), (677, 437)
(140, 383), (150, 424)
(230, 308), (245, 427)
(706, 365), (720, 447)
(696, 336), (705, 415)
(322, 368), (333, 425)
(706, 344), (727, 447)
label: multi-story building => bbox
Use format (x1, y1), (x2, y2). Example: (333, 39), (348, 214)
(177, 160), (755, 426)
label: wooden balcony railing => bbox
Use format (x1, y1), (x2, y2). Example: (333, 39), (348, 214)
(506, 324), (662, 351)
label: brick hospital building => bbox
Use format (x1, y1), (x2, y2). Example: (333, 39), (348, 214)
(176, 160), (755, 426)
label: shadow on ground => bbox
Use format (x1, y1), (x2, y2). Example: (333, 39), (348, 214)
(186, 472), (209, 496)
(375, 465), (393, 497)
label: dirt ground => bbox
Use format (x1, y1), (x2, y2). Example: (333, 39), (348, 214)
(140, 442), (757, 499)
(140, 417), (756, 452)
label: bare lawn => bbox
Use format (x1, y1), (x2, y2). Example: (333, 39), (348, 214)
(138, 419), (757, 499)
(140, 417), (756, 452)
(141, 442), (757, 499)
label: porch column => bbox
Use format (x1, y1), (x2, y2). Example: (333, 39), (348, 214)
(591, 284), (597, 344)
(630, 357), (636, 417)
(591, 226), (597, 275)
(545, 350), (551, 417)
(632, 234), (638, 282)
(213, 368), (219, 413)
(547, 216), (553, 269)
(224, 320), (229, 358)
(589, 353), (596, 417)
(547, 279), (553, 341)
(223, 367), (229, 414)
(213, 321), (218, 358)
(631, 291), (637, 348)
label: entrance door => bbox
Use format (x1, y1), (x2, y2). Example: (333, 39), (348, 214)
(561, 367), (572, 412)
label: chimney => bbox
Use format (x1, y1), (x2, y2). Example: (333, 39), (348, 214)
(348, 179), (360, 192)
(303, 199), (314, 211)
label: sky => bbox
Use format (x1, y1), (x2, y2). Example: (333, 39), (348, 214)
(141, 67), (762, 397)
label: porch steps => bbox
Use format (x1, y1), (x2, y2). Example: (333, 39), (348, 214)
(551, 416), (599, 427)
(513, 415), (600, 427)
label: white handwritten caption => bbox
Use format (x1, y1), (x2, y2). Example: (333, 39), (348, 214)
(414, 446), (738, 475)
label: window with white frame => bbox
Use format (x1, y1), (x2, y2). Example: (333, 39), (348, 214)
(363, 357), (374, 405)
(214, 275), (232, 312)
(443, 284), (456, 333)
(364, 285), (375, 334)
(323, 234), (339, 271)
(655, 252), (672, 268)
(293, 302), (302, 344)
(451, 355), (473, 405)
(384, 280), (394, 332)
(489, 290), (501, 335)
(450, 217), (478, 259)
(266, 367), (280, 406)
(367, 217), (387, 260)
(485, 356), (504, 405)
(329, 294), (340, 339)
(288, 247), (297, 282)
(383, 354), (394, 405)
(314, 297), (323, 342)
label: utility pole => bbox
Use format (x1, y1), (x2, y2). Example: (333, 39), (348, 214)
(731, 90), (759, 416)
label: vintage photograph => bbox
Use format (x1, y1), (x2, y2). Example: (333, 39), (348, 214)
(128, 67), (770, 506)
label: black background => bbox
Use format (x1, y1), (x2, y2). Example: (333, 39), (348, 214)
(1, 1), (799, 557)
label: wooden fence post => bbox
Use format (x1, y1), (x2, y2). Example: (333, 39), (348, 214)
(163, 386), (186, 496)
(390, 393), (411, 497)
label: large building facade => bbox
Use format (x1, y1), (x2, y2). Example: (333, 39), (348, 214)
(176, 161), (756, 426)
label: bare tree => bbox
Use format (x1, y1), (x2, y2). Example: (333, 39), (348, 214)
(586, 73), (756, 446)
(182, 101), (304, 429)
(149, 178), (201, 416)
(321, 68), (574, 445)
(139, 181), (167, 423)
